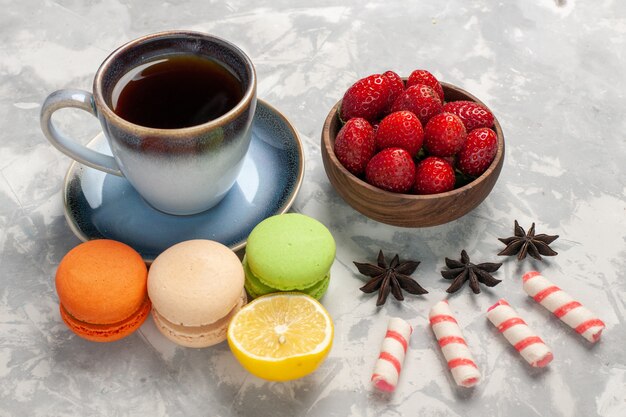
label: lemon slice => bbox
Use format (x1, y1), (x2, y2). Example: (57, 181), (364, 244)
(227, 293), (334, 381)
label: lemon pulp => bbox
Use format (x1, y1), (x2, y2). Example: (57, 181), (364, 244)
(227, 293), (333, 381)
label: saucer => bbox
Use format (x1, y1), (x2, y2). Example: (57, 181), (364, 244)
(63, 100), (304, 262)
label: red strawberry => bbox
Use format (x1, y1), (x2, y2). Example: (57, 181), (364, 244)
(391, 84), (443, 125)
(442, 100), (494, 131)
(340, 74), (392, 122)
(334, 118), (376, 175)
(406, 69), (444, 101)
(375, 111), (424, 157)
(383, 70), (405, 108)
(365, 147), (416, 193)
(423, 112), (467, 157)
(413, 157), (456, 195)
(457, 128), (498, 177)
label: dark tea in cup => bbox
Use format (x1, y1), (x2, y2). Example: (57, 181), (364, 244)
(112, 55), (244, 129)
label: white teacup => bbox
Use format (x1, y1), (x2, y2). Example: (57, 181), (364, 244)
(41, 31), (257, 215)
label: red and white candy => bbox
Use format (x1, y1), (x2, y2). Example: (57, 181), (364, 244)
(523, 271), (605, 343)
(371, 317), (412, 392)
(429, 300), (481, 387)
(487, 299), (553, 367)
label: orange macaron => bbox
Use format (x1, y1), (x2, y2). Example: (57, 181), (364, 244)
(55, 239), (150, 342)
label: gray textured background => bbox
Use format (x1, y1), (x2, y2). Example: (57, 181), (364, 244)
(1, 1), (625, 416)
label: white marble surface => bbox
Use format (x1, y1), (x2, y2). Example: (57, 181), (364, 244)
(1, 1), (625, 416)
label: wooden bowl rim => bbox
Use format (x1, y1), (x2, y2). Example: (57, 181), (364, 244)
(321, 81), (505, 201)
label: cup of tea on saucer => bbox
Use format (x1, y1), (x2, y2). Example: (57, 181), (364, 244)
(40, 31), (257, 215)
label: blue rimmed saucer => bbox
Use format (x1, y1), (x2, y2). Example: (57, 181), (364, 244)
(63, 100), (304, 262)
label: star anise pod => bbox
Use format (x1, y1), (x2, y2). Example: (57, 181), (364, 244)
(441, 250), (502, 294)
(497, 220), (559, 261)
(354, 250), (428, 306)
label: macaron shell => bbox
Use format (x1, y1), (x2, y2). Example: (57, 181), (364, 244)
(148, 240), (245, 327)
(59, 297), (151, 342)
(246, 214), (335, 290)
(152, 290), (246, 348)
(243, 257), (330, 300)
(55, 240), (148, 324)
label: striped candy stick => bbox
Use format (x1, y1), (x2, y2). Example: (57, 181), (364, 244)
(487, 299), (553, 367)
(371, 317), (412, 392)
(523, 271), (605, 343)
(429, 300), (481, 387)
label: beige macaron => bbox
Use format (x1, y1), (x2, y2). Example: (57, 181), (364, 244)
(147, 240), (246, 348)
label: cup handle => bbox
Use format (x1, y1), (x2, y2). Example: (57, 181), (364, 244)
(40, 89), (123, 177)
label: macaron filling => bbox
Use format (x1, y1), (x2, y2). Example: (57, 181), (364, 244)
(59, 296), (151, 341)
(151, 289), (246, 347)
(243, 257), (330, 300)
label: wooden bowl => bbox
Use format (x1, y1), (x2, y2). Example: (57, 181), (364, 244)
(321, 82), (505, 227)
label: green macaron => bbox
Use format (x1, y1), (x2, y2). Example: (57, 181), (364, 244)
(245, 213), (335, 296)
